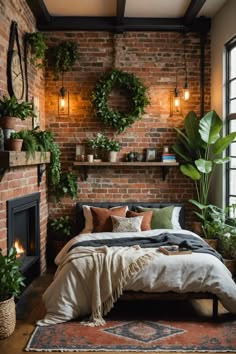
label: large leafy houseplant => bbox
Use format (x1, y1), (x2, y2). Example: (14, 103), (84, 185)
(172, 110), (236, 228)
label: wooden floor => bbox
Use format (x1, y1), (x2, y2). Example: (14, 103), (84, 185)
(0, 272), (232, 354)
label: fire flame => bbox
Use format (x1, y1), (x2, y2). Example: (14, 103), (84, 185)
(14, 240), (25, 257)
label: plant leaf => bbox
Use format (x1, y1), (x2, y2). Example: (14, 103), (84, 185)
(195, 158), (212, 174)
(213, 157), (231, 164)
(180, 164), (201, 180)
(213, 132), (236, 154)
(172, 143), (191, 161)
(184, 111), (201, 149)
(189, 199), (208, 210)
(199, 110), (222, 144)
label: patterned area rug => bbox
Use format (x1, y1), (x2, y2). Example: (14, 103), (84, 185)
(25, 301), (236, 352)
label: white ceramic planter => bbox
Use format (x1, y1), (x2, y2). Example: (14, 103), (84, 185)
(109, 151), (117, 162)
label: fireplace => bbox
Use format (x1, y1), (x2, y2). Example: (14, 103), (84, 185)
(7, 192), (40, 283)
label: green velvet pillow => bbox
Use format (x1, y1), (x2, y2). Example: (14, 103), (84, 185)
(137, 206), (174, 229)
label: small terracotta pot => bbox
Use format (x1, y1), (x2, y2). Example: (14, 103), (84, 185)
(7, 138), (23, 152)
(0, 116), (16, 130)
(192, 221), (203, 235)
(204, 238), (218, 250)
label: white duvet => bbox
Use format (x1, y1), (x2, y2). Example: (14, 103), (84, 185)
(37, 229), (236, 326)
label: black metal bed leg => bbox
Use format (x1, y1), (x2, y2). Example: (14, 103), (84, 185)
(213, 296), (218, 320)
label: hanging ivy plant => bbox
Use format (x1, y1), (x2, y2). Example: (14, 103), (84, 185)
(91, 69), (150, 134)
(25, 31), (48, 68)
(53, 41), (79, 80)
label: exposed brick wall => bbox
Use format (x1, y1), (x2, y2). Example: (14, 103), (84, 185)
(44, 31), (211, 229)
(0, 0), (47, 272)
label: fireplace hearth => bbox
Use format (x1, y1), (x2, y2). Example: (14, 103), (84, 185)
(7, 192), (40, 284)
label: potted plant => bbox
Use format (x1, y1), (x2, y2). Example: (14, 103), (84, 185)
(0, 247), (25, 339)
(25, 31), (48, 68)
(85, 133), (108, 161)
(172, 110), (236, 231)
(53, 41), (79, 80)
(48, 216), (73, 262)
(218, 232), (236, 276)
(0, 95), (36, 131)
(105, 138), (121, 162)
(7, 131), (24, 151)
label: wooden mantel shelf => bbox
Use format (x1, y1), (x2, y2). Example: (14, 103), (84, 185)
(73, 161), (179, 181)
(0, 151), (50, 168)
(0, 151), (51, 185)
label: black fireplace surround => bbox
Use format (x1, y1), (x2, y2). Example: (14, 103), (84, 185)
(7, 192), (40, 282)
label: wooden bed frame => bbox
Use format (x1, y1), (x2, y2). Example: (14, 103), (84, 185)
(76, 202), (219, 320)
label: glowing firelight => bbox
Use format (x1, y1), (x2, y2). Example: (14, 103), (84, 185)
(14, 240), (25, 258)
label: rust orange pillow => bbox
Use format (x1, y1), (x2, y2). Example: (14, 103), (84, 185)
(91, 206), (128, 232)
(126, 210), (153, 231)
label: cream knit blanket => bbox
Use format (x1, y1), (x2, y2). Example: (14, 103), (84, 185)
(55, 245), (155, 326)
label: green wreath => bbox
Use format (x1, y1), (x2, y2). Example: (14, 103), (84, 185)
(91, 69), (150, 133)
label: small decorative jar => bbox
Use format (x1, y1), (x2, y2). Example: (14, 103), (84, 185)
(163, 145), (169, 153)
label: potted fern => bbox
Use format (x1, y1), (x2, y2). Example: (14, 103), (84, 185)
(0, 247), (25, 339)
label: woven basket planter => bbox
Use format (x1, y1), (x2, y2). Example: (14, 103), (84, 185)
(0, 296), (16, 339)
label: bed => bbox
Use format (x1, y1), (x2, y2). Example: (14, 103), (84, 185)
(37, 202), (236, 326)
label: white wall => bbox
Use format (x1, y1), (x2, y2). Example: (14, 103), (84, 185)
(210, 0), (236, 207)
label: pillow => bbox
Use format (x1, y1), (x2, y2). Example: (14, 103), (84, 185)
(171, 206), (182, 230)
(137, 206), (179, 229)
(80, 205), (128, 234)
(91, 206), (128, 232)
(126, 210), (153, 231)
(111, 215), (143, 232)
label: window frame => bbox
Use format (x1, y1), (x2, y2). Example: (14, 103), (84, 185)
(225, 35), (236, 208)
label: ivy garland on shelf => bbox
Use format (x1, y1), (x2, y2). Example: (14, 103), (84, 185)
(91, 69), (150, 134)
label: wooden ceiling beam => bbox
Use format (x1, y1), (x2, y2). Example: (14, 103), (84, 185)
(26, 0), (51, 25)
(116, 0), (126, 32)
(36, 16), (210, 33)
(184, 0), (207, 24)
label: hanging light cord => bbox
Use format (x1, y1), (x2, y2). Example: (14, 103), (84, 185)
(60, 72), (66, 97)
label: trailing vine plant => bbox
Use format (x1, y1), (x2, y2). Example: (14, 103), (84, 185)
(31, 129), (78, 200)
(25, 31), (48, 68)
(91, 68), (150, 134)
(53, 41), (79, 80)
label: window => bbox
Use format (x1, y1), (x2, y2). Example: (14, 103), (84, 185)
(226, 36), (236, 209)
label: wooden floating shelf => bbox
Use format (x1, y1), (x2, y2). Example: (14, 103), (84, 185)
(73, 161), (179, 181)
(0, 151), (50, 168)
(73, 161), (179, 167)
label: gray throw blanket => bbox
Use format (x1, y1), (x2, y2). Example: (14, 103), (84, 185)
(69, 232), (223, 262)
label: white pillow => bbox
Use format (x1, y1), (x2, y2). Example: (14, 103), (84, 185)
(172, 206), (182, 230)
(111, 215), (143, 232)
(80, 205), (129, 234)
